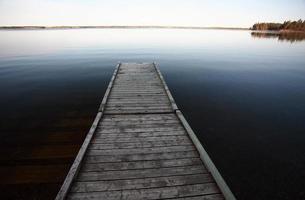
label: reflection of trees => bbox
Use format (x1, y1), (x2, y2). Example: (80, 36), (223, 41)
(251, 31), (305, 43)
(252, 20), (305, 31)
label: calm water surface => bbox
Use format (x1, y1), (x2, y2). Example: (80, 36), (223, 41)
(0, 29), (305, 199)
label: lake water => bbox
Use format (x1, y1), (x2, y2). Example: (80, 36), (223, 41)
(0, 29), (305, 199)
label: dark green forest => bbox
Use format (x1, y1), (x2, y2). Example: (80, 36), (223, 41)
(252, 20), (305, 31)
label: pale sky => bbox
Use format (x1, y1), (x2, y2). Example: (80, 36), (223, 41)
(0, 0), (305, 27)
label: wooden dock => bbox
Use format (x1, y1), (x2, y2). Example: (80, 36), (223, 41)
(56, 63), (235, 200)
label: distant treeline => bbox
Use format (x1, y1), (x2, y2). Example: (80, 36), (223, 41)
(252, 20), (305, 31)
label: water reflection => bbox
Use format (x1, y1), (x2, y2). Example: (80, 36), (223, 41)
(251, 31), (305, 43)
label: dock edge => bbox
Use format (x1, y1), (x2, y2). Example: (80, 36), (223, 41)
(55, 63), (121, 200)
(153, 62), (236, 200)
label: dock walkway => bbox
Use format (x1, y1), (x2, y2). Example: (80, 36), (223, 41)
(56, 63), (235, 200)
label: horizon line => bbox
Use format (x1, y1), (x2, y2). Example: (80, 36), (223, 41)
(0, 25), (250, 30)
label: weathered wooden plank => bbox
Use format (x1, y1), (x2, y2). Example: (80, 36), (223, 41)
(89, 140), (192, 148)
(110, 93), (165, 96)
(113, 83), (162, 85)
(115, 79), (160, 81)
(109, 93), (167, 96)
(109, 95), (167, 98)
(116, 75), (158, 77)
(94, 131), (185, 139)
(98, 124), (179, 129)
(100, 119), (179, 125)
(116, 74), (158, 76)
(117, 74), (156, 75)
(97, 127), (184, 133)
(95, 130), (185, 139)
(98, 122), (180, 129)
(115, 80), (161, 82)
(100, 118), (176, 123)
(112, 86), (163, 89)
(105, 107), (172, 112)
(77, 165), (206, 181)
(98, 123), (180, 129)
(114, 81), (161, 83)
(110, 92), (164, 95)
(106, 101), (170, 105)
(92, 138), (190, 145)
(81, 158), (202, 172)
(94, 133), (185, 139)
(85, 151), (199, 163)
(108, 97), (167, 100)
(71, 174), (212, 192)
(113, 80), (161, 83)
(108, 94), (167, 97)
(107, 96), (168, 99)
(112, 85), (163, 88)
(108, 97), (168, 100)
(92, 140), (191, 148)
(111, 89), (165, 92)
(111, 90), (164, 93)
(92, 139), (190, 147)
(113, 82), (161, 85)
(107, 101), (168, 104)
(98, 121), (178, 126)
(115, 75), (159, 78)
(106, 103), (170, 106)
(89, 143), (192, 151)
(106, 100), (169, 104)
(113, 81), (161, 83)
(101, 117), (178, 122)
(107, 98), (169, 102)
(87, 145), (195, 156)
(106, 104), (170, 108)
(68, 183), (219, 200)
(101, 114), (177, 121)
(107, 100), (169, 103)
(118, 70), (155, 72)
(170, 194), (224, 200)
(109, 91), (166, 95)
(105, 106), (172, 110)
(116, 76), (158, 77)
(107, 101), (169, 104)
(92, 135), (189, 143)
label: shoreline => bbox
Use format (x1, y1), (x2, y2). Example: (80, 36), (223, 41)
(2, 26), (304, 33)
(0, 25), (249, 30)
(251, 29), (305, 33)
